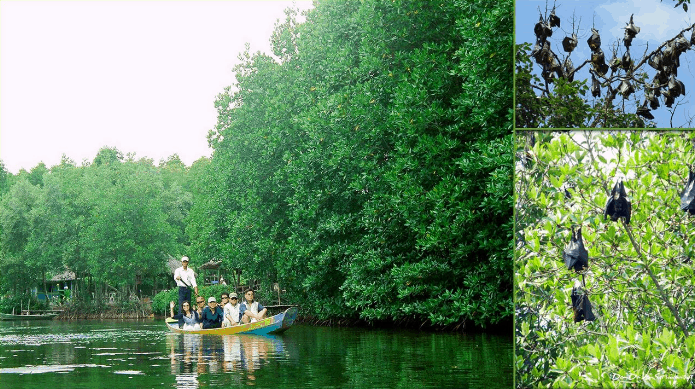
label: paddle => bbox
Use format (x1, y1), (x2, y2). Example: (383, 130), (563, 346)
(182, 278), (200, 297)
(176, 272), (198, 294)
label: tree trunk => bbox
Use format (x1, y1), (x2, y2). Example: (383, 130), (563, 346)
(43, 271), (48, 298)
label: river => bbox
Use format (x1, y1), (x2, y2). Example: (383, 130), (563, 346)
(0, 319), (512, 388)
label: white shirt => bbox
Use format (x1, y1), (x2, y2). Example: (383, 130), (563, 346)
(224, 302), (241, 324)
(242, 301), (259, 315)
(241, 300), (263, 323)
(174, 266), (197, 288)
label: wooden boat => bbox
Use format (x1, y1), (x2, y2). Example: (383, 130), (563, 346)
(165, 307), (297, 335)
(0, 312), (58, 321)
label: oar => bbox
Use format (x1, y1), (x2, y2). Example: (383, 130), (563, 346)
(179, 276), (198, 296)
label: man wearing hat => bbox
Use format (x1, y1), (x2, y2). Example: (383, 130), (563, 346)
(174, 256), (198, 314)
(201, 296), (224, 329)
(222, 292), (241, 327)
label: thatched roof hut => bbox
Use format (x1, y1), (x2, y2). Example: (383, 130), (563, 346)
(49, 270), (76, 282)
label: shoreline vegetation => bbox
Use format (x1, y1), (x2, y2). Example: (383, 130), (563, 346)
(39, 289), (512, 334)
(1, 0), (512, 332)
(49, 303), (510, 334)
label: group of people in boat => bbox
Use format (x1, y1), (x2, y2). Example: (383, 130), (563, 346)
(171, 256), (267, 330)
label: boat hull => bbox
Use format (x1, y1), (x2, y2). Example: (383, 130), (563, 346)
(0, 313), (58, 321)
(165, 307), (297, 335)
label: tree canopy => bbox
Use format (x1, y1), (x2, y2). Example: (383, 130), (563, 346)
(516, 131), (695, 388)
(0, 148), (195, 299)
(189, 0), (513, 328)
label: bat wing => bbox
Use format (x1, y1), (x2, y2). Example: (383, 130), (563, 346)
(604, 197), (615, 220)
(570, 297), (578, 310)
(576, 228), (589, 270)
(583, 295), (596, 321)
(577, 248), (589, 271)
(681, 173), (695, 212)
(549, 10), (560, 28)
(571, 288), (580, 310)
(563, 250), (577, 270)
(625, 200), (631, 224)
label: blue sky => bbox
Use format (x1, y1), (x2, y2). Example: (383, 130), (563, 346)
(516, 0), (695, 128)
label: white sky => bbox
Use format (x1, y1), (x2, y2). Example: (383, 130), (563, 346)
(0, 1), (314, 174)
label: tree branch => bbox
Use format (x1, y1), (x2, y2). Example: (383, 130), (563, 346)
(568, 59), (591, 80)
(621, 219), (690, 337)
(632, 23), (695, 71)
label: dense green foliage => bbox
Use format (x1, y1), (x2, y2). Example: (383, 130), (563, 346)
(516, 131), (695, 388)
(188, 0), (513, 329)
(0, 150), (207, 303)
(0, 293), (49, 315)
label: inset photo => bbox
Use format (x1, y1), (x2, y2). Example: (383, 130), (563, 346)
(515, 131), (695, 387)
(515, 1), (695, 128)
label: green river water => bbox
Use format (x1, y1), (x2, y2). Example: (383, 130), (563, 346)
(0, 319), (512, 388)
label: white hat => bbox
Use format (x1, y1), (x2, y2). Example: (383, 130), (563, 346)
(208, 297), (216, 303)
(181, 256), (189, 262)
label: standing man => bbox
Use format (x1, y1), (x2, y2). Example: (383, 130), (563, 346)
(174, 256), (198, 314)
(240, 289), (267, 324)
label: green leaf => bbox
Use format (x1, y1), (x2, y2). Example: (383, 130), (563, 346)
(607, 336), (620, 365)
(521, 321), (530, 337)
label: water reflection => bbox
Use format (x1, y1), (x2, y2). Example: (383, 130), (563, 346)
(0, 321), (511, 388)
(167, 332), (288, 388)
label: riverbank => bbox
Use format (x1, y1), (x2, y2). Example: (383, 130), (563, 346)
(54, 300), (153, 320)
(144, 312), (512, 334)
(56, 311), (153, 320)
(54, 303), (511, 334)
(295, 314), (512, 334)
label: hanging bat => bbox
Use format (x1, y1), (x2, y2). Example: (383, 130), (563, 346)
(563, 227), (588, 272)
(562, 34), (577, 53)
(587, 28), (601, 51)
(623, 14), (640, 47)
(549, 8), (560, 28)
(680, 169), (695, 215)
(604, 181), (632, 224)
(571, 282), (596, 322)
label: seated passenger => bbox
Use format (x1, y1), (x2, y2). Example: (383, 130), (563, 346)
(220, 292), (229, 309)
(222, 292), (241, 327)
(201, 296), (224, 329)
(194, 296), (206, 317)
(169, 300), (201, 330)
(240, 289), (267, 324)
